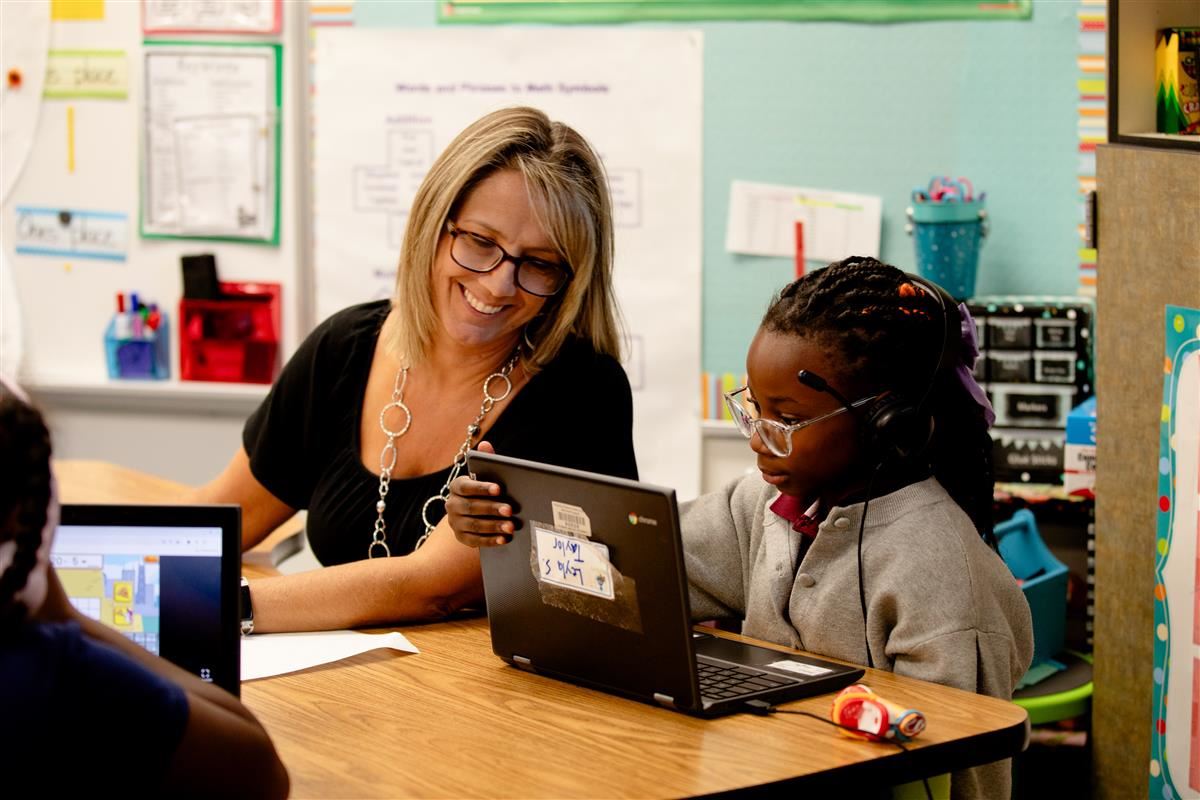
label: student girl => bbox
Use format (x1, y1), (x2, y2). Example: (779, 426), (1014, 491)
(191, 107), (637, 633)
(448, 257), (1033, 800)
(0, 382), (289, 797)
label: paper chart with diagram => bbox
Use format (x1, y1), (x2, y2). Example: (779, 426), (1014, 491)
(312, 28), (703, 495)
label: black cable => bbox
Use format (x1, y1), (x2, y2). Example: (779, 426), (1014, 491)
(858, 462), (883, 670)
(744, 702), (934, 800)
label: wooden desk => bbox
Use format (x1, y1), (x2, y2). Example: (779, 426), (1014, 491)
(56, 460), (1029, 797)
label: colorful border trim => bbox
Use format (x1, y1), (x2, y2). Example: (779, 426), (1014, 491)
(311, 2), (354, 27)
(1076, 0), (1106, 297)
(1150, 305), (1200, 800)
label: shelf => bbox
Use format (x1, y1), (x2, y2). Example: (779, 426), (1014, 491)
(27, 375), (269, 416)
(1109, 0), (1200, 151)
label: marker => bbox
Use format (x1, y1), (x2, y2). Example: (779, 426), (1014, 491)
(114, 293), (132, 340)
(140, 304), (154, 340)
(794, 221), (805, 279)
(146, 302), (162, 332)
(129, 292), (143, 338)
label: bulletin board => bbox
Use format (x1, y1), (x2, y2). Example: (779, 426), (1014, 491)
(0, 1), (302, 391)
(1151, 306), (1200, 800)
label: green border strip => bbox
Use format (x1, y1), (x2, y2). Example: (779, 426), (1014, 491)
(44, 50), (129, 99)
(439, 0), (1032, 24)
(139, 41), (283, 247)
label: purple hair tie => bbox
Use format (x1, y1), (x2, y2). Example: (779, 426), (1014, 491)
(955, 303), (995, 428)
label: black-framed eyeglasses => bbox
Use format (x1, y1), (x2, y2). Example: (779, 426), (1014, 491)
(445, 221), (573, 298)
(723, 385), (877, 458)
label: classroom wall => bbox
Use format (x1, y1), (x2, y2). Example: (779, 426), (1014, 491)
(11, 1), (1082, 490)
(354, 2), (1082, 377)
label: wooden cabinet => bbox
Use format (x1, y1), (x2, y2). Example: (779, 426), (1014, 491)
(1094, 7), (1199, 793)
(1093, 142), (1199, 800)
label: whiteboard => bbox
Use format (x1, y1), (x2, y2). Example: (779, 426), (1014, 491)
(1, 1), (302, 393)
(311, 27), (703, 496)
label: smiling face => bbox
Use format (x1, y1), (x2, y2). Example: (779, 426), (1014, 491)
(431, 169), (555, 354)
(744, 328), (866, 501)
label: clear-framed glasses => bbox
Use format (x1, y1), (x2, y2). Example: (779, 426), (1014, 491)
(722, 385), (878, 458)
(446, 221), (573, 298)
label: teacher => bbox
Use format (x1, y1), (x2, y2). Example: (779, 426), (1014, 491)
(192, 107), (638, 632)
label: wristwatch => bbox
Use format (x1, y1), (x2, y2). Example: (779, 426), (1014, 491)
(239, 576), (254, 636)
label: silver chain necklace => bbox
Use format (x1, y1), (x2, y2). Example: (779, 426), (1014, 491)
(368, 350), (519, 559)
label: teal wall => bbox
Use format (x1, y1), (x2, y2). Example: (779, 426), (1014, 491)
(352, 1), (1080, 375)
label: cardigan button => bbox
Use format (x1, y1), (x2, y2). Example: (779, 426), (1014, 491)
(833, 517), (850, 530)
(796, 573), (816, 588)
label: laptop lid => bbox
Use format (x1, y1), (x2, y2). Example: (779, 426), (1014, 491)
(467, 451), (864, 716)
(53, 504), (241, 696)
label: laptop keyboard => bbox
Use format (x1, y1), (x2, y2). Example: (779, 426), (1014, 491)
(696, 659), (798, 700)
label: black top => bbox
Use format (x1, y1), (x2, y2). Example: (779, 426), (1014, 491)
(244, 301), (638, 566)
(0, 621), (189, 789)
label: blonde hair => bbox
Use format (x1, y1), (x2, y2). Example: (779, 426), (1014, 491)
(386, 107), (621, 372)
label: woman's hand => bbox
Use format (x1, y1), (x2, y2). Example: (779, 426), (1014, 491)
(447, 441), (517, 548)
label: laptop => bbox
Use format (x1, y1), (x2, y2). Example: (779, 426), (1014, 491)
(52, 505), (242, 696)
(466, 451), (865, 717)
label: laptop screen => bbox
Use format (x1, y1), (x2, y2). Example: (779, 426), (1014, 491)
(52, 505), (241, 695)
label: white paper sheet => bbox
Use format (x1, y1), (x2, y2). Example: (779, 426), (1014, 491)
(141, 45), (277, 239)
(312, 28), (703, 497)
(725, 180), (882, 263)
(174, 115), (263, 233)
(241, 630), (419, 681)
(143, 0), (279, 34)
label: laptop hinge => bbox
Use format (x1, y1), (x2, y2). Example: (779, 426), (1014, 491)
(653, 693), (676, 709)
(512, 654), (533, 669)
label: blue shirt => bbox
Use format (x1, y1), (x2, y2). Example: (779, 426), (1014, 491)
(0, 620), (189, 788)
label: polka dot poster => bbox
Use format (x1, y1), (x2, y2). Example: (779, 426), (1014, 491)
(1152, 305), (1200, 800)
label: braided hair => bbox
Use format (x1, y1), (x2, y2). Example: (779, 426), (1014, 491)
(761, 256), (995, 545)
(0, 389), (53, 630)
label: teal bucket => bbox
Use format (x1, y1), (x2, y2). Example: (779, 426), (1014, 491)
(907, 200), (987, 300)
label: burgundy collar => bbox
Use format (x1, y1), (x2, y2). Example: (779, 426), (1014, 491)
(770, 494), (821, 538)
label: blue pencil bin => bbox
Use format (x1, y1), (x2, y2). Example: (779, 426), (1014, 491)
(906, 200), (988, 300)
(995, 509), (1067, 667)
(104, 314), (170, 380)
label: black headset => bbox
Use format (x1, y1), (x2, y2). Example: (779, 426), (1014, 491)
(798, 272), (960, 464)
(794, 271), (960, 670)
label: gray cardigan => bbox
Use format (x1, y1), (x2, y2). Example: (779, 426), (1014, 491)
(681, 474), (1033, 800)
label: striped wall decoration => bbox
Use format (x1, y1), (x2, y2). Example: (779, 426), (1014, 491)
(1077, 0), (1107, 297)
(311, 2), (354, 27)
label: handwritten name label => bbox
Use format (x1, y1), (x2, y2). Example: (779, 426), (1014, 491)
(534, 525), (614, 600)
(45, 51), (128, 98)
(14, 207), (128, 261)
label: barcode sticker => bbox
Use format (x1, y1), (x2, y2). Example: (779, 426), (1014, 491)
(534, 524), (614, 599)
(551, 501), (592, 538)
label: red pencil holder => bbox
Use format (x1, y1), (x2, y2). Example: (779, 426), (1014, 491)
(179, 282), (281, 384)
